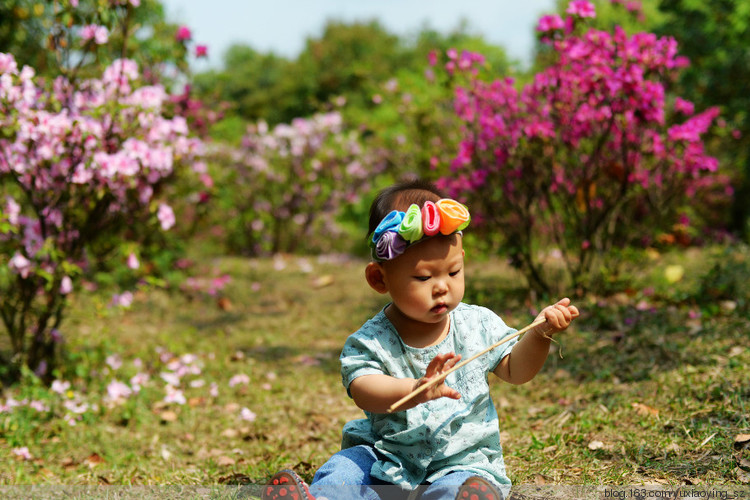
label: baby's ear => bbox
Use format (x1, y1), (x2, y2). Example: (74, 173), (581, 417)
(365, 262), (388, 294)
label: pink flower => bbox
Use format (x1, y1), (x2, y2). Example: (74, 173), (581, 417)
(127, 253), (140, 270)
(176, 26), (192, 42)
(111, 291), (134, 308)
(195, 45), (208, 58)
(537, 15), (565, 32)
(163, 385), (186, 405)
(428, 50), (438, 67)
(160, 371), (181, 387)
(240, 407), (257, 422)
(60, 276), (73, 295)
(80, 25), (109, 45)
(106, 354), (123, 370)
(51, 379), (71, 394)
(130, 373), (149, 392)
(12, 447), (32, 461)
(674, 97), (694, 116)
(229, 373), (250, 387)
(106, 380), (133, 401)
(5, 197), (20, 225)
(566, 0), (596, 18)
(9, 253), (32, 278)
(157, 203), (175, 230)
(29, 400), (49, 412)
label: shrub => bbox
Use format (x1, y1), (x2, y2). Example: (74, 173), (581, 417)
(436, 1), (732, 295)
(0, 54), (203, 378)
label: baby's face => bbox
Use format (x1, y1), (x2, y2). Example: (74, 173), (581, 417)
(381, 234), (465, 326)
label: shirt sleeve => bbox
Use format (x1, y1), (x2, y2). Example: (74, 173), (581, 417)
(340, 332), (387, 397)
(476, 306), (518, 372)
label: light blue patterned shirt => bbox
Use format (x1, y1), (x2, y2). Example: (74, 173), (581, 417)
(340, 302), (518, 488)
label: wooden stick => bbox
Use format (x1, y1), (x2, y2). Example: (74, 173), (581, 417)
(386, 317), (547, 413)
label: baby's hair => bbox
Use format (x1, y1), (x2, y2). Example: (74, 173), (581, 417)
(367, 179), (445, 238)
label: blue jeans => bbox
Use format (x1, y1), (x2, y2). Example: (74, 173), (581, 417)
(309, 445), (499, 500)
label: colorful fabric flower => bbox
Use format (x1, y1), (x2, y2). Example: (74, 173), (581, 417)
(369, 198), (471, 261)
(399, 204), (424, 243)
(436, 199), (471, 235)
(421, 201), (441, 236)
(374, 231), (408, 261)
(372, 210), (404, 244)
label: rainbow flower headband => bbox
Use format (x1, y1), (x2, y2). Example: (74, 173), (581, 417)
(370, 199), (471, 261)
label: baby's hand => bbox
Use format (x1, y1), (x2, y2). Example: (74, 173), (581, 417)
(534, 298), (579, 337)
(413, 352), (462, 404)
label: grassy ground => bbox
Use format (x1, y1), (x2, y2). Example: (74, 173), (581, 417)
(0, 247), (748, 493)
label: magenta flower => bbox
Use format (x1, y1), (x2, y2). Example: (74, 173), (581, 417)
(175, 26), (192, 42)
(428, 50), (438, 67)
(566, 0), (596, 18)
(674, 97), (695, 116)
(195, 45), (208, 58)
(537, 14), (565, 32)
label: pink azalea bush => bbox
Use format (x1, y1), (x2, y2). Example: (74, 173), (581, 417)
(436, 1), (732, 294)
(0, 53), (204, 375)
(217, 112), (385, 255)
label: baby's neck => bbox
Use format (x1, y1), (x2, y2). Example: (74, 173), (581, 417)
(385, 304), (450, 349)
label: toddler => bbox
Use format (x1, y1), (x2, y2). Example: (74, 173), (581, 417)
(263, 179), (579, 500)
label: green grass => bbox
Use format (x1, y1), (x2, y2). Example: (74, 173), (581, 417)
(0, 248), (748, 490)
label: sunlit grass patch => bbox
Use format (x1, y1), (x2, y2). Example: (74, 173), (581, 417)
(1, 248), (748, 486)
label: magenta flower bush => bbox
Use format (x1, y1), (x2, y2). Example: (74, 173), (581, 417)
(0, 53), (204, 375)
(436, 1), (732, 294)
(216, 112), (384, 255)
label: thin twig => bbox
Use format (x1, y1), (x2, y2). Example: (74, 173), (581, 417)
(386, 317), (547, 413)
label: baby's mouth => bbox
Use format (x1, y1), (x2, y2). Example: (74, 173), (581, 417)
(431, 303), (448, 314)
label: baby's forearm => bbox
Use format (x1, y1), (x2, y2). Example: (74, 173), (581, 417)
(349, 374), (420, 413)
(494, 328), (552, 384)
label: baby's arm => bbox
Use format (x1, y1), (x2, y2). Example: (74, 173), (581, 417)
(349, 352), (462, 413)
(494, 298), (579, 385)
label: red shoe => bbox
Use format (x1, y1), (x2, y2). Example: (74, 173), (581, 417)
(456, 475), (503, 500)
(262, 469), (314, 500)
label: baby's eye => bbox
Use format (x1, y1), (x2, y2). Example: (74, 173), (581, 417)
(413, 276), (431, 282)
(449, 269), (462, 277)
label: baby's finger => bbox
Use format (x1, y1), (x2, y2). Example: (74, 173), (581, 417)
(442, 386), (461, 400)
(560, 307), (575, 327)
(423, 354), (444, 378)
(555, 297), (571, 307)
(544, 307), (563, 328)
(443, 353), (462, 371)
